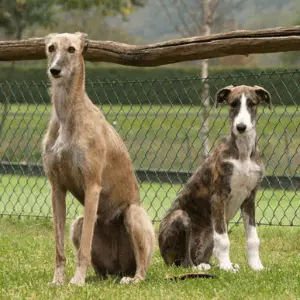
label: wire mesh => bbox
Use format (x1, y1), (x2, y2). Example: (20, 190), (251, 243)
(0, 70), (299, 225)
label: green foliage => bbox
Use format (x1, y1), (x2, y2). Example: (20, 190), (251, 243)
(0, 0), (55, 38)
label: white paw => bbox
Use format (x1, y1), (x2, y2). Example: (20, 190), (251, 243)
(219, 263), (240, 273)
(249, 260), (264, 271)
(120, 276), (141, 284)
(49, 274), (65, 286)
(193, 263), (211, 271)
(69, 276), (85, 286)
(120, 277), (134, 284)
(48, 280), (64, 286)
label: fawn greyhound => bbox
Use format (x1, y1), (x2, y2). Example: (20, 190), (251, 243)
(159, 85), (271, 272)
(43, 32), (155, 286)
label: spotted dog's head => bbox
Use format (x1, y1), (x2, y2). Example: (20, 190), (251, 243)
(216, 85), (271, 135)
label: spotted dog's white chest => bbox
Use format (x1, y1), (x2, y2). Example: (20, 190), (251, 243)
(225, 158), (262, 221)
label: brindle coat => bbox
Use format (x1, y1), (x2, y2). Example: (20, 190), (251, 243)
(43, 32), (155, 286)
(158, 85), (271, 271)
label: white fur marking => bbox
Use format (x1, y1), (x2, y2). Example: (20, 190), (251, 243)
(213, 232), (238, 272)
(233, 93), (252, 135)
(225, 158), (262, 221)
(243, 215), (264, 270)
(193, 263), (211, 271)
(120, 277), (136, 284)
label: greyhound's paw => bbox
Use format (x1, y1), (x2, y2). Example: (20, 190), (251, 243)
(120, 276), (141, 284)
(49, 274), (65, 286)
(193, 263), (211, 271)
(69, 276), (85, 286)
(48, 279), (64, 286)
(219, 263), (240, 273)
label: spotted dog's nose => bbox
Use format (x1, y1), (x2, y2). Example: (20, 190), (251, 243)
(236, 123), (247, 133)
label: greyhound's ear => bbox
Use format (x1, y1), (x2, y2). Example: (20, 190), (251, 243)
(215, 85), (234, 108)
(254, 85), (272, 109)
(44, 33), (57, 45)
(75, 32), (89, 53)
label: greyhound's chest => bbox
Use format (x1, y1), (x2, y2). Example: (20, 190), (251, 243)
(225, 158), (263, 221)
(44, 130), (85, 189)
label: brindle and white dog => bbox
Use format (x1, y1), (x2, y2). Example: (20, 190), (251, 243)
(159, 85), (271, 272)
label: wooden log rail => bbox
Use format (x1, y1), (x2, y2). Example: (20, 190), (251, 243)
(1, 26), (300, 66)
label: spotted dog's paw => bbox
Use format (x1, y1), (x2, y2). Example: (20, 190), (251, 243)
(219, 263), (240, 273)
(120, 277), (141, 284)
(192, 263), (211, 271)
(249, 260), (264, 271)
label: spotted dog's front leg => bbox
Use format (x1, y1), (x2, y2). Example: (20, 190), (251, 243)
(211, 194), (239, 272)
(241, 189), (264, 271)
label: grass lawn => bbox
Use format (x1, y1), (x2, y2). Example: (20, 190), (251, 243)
(1, 174), (299, 226)
(0, 218), (299, 299)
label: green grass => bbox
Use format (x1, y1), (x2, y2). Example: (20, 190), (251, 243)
(1, 104), (300, 175)
(1, 174), (299, 225)
(0, 218), (300, 299)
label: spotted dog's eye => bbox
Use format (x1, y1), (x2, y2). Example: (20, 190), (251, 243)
(48, 45), (55, 52)
(68, 46), (76, 53)
(248, 99), (257, 107)
(230, 100), (238, 108)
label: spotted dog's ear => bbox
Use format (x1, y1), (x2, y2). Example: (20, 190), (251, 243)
(215, 85), (234, 108)
(75, 32), (88, 53)
(253, 85), (272, 109)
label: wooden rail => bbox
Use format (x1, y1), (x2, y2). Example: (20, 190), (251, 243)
(1, 26), (300, 66)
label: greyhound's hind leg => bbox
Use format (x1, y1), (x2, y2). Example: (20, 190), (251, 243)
(120, 204), (155, 284)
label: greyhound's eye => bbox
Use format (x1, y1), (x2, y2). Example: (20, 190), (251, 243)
(48, 45), (55, 53)
(68, 46), (76, 53)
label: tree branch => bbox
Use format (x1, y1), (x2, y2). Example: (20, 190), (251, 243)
(1, 26), (300, 66)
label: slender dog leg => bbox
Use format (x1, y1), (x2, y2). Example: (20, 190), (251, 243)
(120, 204), (155, 284)
(70, 183), (102, 285)
(211, 194), (239, 272)
(50, 183), (67, 285)
(241, 189), (264, 270)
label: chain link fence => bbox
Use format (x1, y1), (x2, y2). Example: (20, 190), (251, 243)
(0, 70), (299, 225)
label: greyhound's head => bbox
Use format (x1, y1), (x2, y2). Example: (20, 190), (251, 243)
(45, 32), (88, 81)
(216, 85), (271, 136)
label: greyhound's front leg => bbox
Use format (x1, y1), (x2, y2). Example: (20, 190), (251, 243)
(70, 182), (102, 285)
(50, 183), (67, 285)
(241, 189), (264, 271)
(211, 194), (239, 272)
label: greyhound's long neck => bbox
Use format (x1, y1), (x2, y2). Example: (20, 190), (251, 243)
(51, 57), (86, 125)
(229, 129), (257, 161)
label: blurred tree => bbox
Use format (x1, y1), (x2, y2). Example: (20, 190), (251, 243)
(0, 0), (146, 40)
(58, 0), (146, 20)
(0, 0), (55, 144)
(0, 0), (55, 39)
